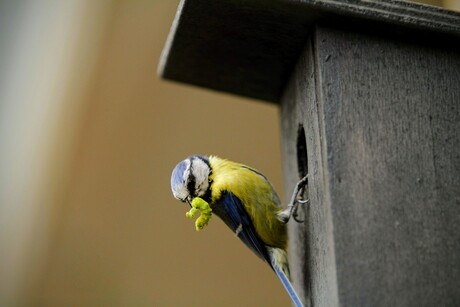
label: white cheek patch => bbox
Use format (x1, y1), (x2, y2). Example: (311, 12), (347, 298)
(191, 158), (210, 196)
(173, 185), (189, 201)
(182, 159), (191, 184)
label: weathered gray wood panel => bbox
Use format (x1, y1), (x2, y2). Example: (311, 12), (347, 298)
(281, 24), (460, 307)
(159, 0), (460, 103)
(281, 35), (339, 307)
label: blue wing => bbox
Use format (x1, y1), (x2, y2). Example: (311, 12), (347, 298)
(212, 191), (304, 306)
(212, 191), (272, 266)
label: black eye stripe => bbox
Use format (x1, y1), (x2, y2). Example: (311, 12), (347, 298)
(187, 157), (196, 196)
(187, 174), (196, 194)
(186, 155), (212, 198)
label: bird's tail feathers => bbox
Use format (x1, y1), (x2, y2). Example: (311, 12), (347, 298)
(268, 247), (304, 307)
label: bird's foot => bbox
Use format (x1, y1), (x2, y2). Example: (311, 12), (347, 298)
(278, 174), (309, 224)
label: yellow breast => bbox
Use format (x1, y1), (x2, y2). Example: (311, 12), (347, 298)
(208, 156), (287, 249)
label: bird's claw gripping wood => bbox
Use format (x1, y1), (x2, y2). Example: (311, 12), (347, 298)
(278, 175), (309, 224)
(186, 197), (212, 231)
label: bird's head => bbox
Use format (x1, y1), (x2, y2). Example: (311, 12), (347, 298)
(171, 155), (211, 204)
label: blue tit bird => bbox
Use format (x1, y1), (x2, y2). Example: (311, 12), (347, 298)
(170, 155), (308, 307)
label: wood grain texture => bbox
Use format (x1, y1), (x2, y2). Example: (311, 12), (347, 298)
(159, 0), (315, 102)
(281, 24), (460, 307)
(281, 35), (339, 307)
(159, 0), (460, 103)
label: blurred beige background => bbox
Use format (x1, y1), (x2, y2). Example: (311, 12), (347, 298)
(0, 0), (458, 306)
